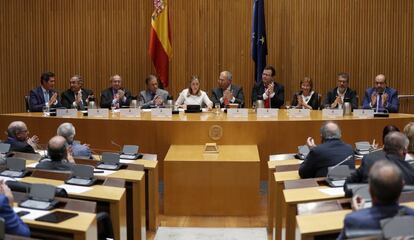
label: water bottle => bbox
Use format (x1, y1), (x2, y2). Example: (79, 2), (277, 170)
(42, 103), (50, 116)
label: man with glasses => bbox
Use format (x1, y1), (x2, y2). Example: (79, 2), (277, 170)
(362, 74), (399, 113)
(251, 66), (284, 108)
(323, 72), (358, 109)
(4, 121), (39, 153)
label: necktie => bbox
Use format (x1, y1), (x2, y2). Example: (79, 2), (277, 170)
(377, 94), (383, 112)
(44, 91), (49, 103)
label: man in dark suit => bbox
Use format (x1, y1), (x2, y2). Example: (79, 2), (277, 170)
(61, 75), (94, 110)
(4, 121), (39, 154)
(29, 71), (62, 112)
(323, 72), (358, 110)
(346, 131), (414, 184)
(299, 121), (355, 178)
(36, 136), (74, 171)
(251, 66), (284, 108)
(100, 74), (132, 109)
(211, 71), (245, 108)
(362, 74), (399, 113)
(338, 160), (414, 239)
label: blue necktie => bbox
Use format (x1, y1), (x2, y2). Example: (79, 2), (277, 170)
(44, 91), (49, 103)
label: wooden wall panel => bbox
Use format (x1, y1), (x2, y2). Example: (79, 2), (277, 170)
(1, 0), (414, 114)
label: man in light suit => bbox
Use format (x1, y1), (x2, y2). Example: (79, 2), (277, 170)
(299, 121), (355, 178)
(29, 71), (61, 112)
(139, 74), (169, 109)
(251, 66), (284, 108)
(211, 71), (245, 108)
(338, 160), (414, 239)
(100, 74), (132, 109)
(61, 75), (94, 110)
(362, 74), (399, 113)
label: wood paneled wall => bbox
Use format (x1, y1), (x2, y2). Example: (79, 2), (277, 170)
(1, 0), (414, 113)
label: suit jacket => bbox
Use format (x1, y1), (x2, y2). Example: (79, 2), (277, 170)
(290, 91), (320, 110)
(211, 84), (245, 108)
(362, 87), (399, 113)
(251, 81), (285, 108)
(0, 195), (30, 237)
(29, 86), (62, 112)
(337, 204), (414, 240)
(4, 137), (36, 154)
(323, 87), (358, 109)
(100, 87), (132, 109)
(299, 139), (355, 178)
(139, 88), (169, 109)
(346, 151), (414, 184)
(61, 88), (94, 110)
(36, 159), (74, 171)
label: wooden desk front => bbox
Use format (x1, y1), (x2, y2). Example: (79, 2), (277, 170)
(164, 145), (260, 216)
(1, 111), (414, 179)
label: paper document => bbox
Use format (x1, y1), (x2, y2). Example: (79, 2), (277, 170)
(58, 184), (92, 194)
(318, 187), (345, 196)
(94, 170), (116, 176)
(13, 207), (49, 220)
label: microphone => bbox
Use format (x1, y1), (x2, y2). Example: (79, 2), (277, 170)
(329, 154), (354, 170)
(110, 140), (122, 152)
(326, 154), (354, 187)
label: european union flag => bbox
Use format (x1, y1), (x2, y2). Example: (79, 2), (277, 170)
(252, 0), (268, 83)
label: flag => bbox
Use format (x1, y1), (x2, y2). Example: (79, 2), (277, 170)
(149, 0), (172, 87)
(251, 0), (268, 83)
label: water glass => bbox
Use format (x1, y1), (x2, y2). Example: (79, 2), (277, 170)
(215, 103), (221, 114)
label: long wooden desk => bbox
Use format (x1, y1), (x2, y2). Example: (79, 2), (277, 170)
(1, 111), (413, 179)
(19, 177), (128, 240)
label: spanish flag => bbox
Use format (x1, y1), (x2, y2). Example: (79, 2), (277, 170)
(149, 0), (172, 87)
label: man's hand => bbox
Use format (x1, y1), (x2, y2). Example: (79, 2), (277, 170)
(381, 93), (388, 107)
(27, 135), (39, 149)
(0, 180), (14, 206)
(75, 90), (83, 105)
(331, 96), (342, 108)
(370, 93), (377, 106)
(48, 92), (58, 106)
(306, 137), (316, 149)
(154, 95), (163, 105)
(66, 145), (75, 163)
(117, 89), (125, 100)
(351, 195), (365, 211)
(266, 83), (274, 96)
(223, 90), (234, 101)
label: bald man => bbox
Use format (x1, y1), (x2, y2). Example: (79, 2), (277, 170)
(362, 74), (399, 113)
(338, 160), (414, 239)
(211, 71), (245, 108)
(299, 121), (355, 178)
(5, 121), (39, 153)
(36, 136), (74, 171)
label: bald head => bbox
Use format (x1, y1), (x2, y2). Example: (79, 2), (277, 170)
(218, 71), (232, 90)
(47, 136), (67, 161)
(7, 121), (28, 141)
(320, 121), (342, 141)
(369, 160), (403, 204)
(384, 131), (409, 156)
(374, 74), (387, 93)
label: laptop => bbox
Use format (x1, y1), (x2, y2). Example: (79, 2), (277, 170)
(120, 145), (143, 160)
(294, 145), (310, 160)
(0, 157), (26, 178)
(19, 184), (58, 210)
(96, 152), (122, 170)
(65, 164), (96, 186)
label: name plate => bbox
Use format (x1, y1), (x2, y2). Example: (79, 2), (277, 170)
(322, 109), (343, 118)
(227, 108), (248, 118)
(88, 108), (109, 117)
(119, 108), (141, 118)
(353, 109), (374, 118)
(151, 108), (172, 118)
(257, 108), (278, 118)
(287, 108), (310, 118)
(56, 109), (77, 117)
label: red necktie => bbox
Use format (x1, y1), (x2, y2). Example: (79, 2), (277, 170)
(264, 98), (270, 108)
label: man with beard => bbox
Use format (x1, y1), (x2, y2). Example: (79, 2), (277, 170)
(362, 74), (399, 113)
(323, 72), (358, 110)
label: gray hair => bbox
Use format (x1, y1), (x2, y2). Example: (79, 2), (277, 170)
(7, 121), (26, 138)
(222, 71), (233, 81)
(384, 131), (409, 155)
(57, 122), (76, 143)
(320, 121), (341, 140)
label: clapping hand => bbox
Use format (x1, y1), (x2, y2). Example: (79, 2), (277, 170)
(27, 135), (39, 149)
(48, 92), (58, 106)
(306, 137), (316, 149)
(266, 83), (275, 96)
(223, 89), (234, 101)
(351, 195), (365, 211)
(154, 95), (163, 105)
(370, 93), (378, 106)
(0, 180), (14, 206)
(117, 89), (125, 100)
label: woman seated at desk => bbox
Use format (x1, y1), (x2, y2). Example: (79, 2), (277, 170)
(175, 76), (213, 109)
(291, 77), (320, 110)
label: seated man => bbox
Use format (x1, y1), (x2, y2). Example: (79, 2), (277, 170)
(0, 180), (30, 237)
(29, 71), (61, 112)
(139, 74), (169, 108)
(346, 131), (414, 184)
(61, 75), (94, 110)
(299, 121), (355, 178)
(100, 74), (132, 109)
(57, 122), (91, 158)
(211, 71), (245, 108)
(5, 121), (39, 154)
(36, 136), (74, 171)
(338, 160), (414, 239)
(251, 66), (284, 108)
(323, 72), (358, 109)
(362, 74), (399, 113)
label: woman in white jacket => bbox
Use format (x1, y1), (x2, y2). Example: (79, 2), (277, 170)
(175, 76), (213, 109)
